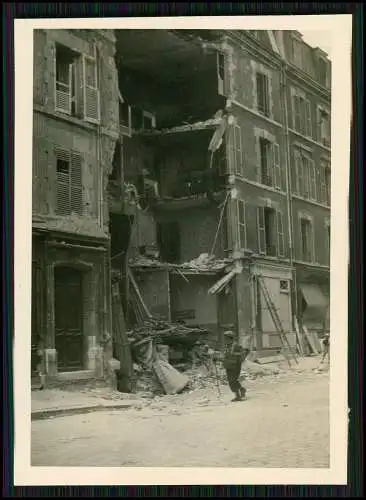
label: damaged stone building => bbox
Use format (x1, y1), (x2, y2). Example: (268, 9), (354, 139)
(32, 28), (331, 381)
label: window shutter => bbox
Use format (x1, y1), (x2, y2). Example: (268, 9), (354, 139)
(234, 125), (242, 175)
(319, 163), (326, 203)
(273, 142), (281, 190)
(305, 99), (312, 138)
(309, 159), (316, 200)
(293, 95), (301, 131)
(236, 200), (247, 249)
(316, 107), (322, 142)
(217, 52), (226, 96)
(70, 153), (83, 215)
(83, 54), (100, 123)
(276, 211), (285, 257)
(303, 156), (310, 198)
(257, 206), (266, 254)
(227, 127), (235, 175)
(56, 149), (71, 216)
(294, 150), (301, 195)
(55, 61), (72, 114)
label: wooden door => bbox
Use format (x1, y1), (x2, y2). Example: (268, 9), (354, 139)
(54, 267), (84, 372)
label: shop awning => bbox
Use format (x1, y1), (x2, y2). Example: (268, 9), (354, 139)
(300, 284), (328, 310)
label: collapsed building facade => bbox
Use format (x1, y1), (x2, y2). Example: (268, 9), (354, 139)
(32, 28), (331, 382)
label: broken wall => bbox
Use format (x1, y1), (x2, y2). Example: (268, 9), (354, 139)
(135, 269), (170, 320)
(170, 274), (219, 341)
(156, 206), (226, 263)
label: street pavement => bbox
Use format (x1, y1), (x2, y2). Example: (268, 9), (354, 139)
(31, 364), (330, 468)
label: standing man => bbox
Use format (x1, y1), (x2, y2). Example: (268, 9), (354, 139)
(222, 331), (249, 402)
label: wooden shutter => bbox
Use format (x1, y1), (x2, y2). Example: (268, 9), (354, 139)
(56, 149), (71, 216)
(309, 159), (316, 200)
(257, 206), (266, 254)
(55, 60), (72, 114)
(276, 211), (285, 257)
(227, 127), (235, 175)
(303, 156), (310, 198)
(316, 107), (322, 142)
(293, 95), (301, 131)
(305, 99), (312, 138)
(234, 125), (242, 175)
(319, 163), (326, 203)
(237, 200), (246, 249)
(83, 53), (100, 123)
(294, 150), (301, 195)
(217, 52), (226, 96)
(273, 142), (281, 190)
(70, 153), (83, 215)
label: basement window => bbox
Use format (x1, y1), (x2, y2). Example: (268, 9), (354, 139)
(256, 72), (270, 117)
(55, 148), (83, 216)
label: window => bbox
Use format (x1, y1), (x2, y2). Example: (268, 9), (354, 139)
(292, 93), (312, 137)
(55, 43), (100, 123)
(256, 72), (270, 117)
(300, 217), (314, 262)
(259, 138), (281, 189)
(156, 221), (181, 263)
(55, 148), (83, 216)
(257, 206), (284, 257)
(318, 58), (329, 87)
(325, 220), (331, 264)
(317, 108), (331, 147)
(119, 99), (132, 137)
(55, 44), (78, 116)
(280, 280), (289, 293)
(295, 151), (316, 200)
(236, 199), (247, 249)
(319, 161), (331, 205)
(217, 52), (226, 95)
(292, 38), (303, 67)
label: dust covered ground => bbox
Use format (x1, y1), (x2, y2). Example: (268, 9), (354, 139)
(31, 359), (330, 468)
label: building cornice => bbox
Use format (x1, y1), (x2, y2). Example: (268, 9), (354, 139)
(285, 63), (331, 101)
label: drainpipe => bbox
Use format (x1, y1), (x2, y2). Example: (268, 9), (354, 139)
(280, 63), (299, 322)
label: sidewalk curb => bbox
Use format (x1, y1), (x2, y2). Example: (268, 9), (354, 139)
(31, 401), (142, 421)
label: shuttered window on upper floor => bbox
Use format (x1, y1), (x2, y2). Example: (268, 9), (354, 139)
(292, 93), (312, 138)
(54, 42), (100, 124)
(55, 148), (83, 216)
(257, 206), (285, 258)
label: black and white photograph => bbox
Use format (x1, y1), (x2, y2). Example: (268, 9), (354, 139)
(14, 16), (351, 486)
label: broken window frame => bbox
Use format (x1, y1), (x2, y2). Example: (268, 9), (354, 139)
(299, 215), (315, 263)
(55, 147), (83, 217)
(236, 199), (247, 250)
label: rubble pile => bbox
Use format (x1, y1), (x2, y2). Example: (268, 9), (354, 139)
(129, 253), (232, 273)
(127, 318), (209, 347)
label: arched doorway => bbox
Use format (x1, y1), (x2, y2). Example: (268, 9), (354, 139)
(54, 266), (84, 372)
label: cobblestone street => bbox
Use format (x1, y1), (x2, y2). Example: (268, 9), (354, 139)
(31, 365), (330, 468)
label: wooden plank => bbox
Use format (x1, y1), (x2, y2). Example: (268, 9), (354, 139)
(256, 354), (285, 364)
(128, 267), (152, 319)
(294, 316), (305, 356)
(302, 325), (318, 354)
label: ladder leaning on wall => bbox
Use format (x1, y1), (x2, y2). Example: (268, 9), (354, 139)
(256, 276), (299, 367)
